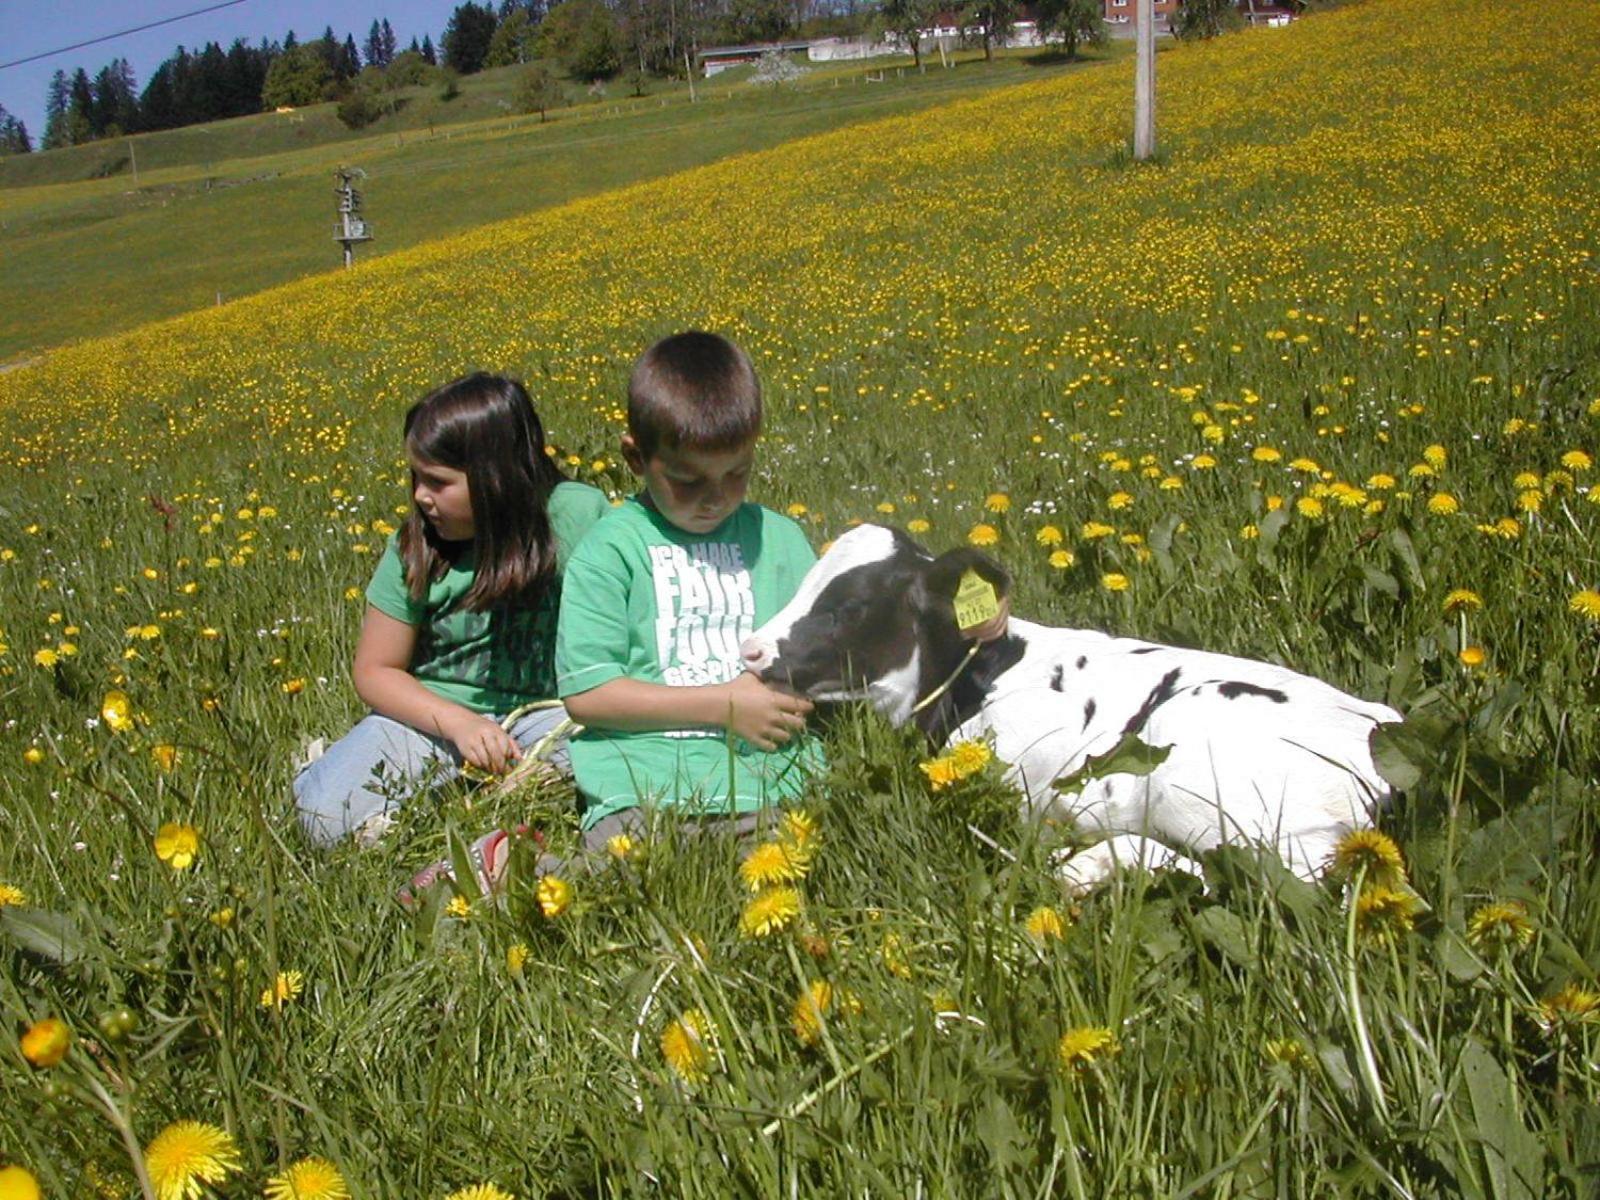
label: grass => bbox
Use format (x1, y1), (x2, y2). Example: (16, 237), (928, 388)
(0, 46), (1118, 360)
(2, 0), (1600, 1193)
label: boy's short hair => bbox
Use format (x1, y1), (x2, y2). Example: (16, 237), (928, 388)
(628, 331), (762, 458)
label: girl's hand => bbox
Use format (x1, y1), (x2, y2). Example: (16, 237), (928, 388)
(442, 711), (522, 775)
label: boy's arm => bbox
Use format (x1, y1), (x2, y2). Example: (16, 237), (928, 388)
(564, 673), (811, 753)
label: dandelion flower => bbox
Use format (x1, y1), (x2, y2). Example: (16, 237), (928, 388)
(22, 747), (45, 766)
(264, 1158), (349, 1200)
(881, 932), (912, 979)
(153, 823), (200, 870)
(444, 1186), (515, 1200)
(1295, 497), (1325, 519)
(260, 971), (304, 1010)
(20, 1017), (71, 1068)
(537, 875), (573, 918)
(1535, 983), (1600, 1032)
(1264, 1038), (1312, 1070)
(1458, 646), (1485, 668)
(143, 1121), (241, 1200)
(1329, 829), (1406, 884)
(605, 834), (636, 860)
(739, 887), (801, 938)
(1366, 473), (1396, 490)
(1560, 449), (1592, 472)
(785, 503), (807, 518)
(660, 1009), (713, 1083)
(1426, 493), (1460, 516)
(1466, 901), (1534, 953)
(1441, 589), (1483, 614)
(1422, 444), (1448, 469)
(1516, 489), (1543, 514)
(444, 895), (473, 919)
(1024, 906), (1068, 944)
(1107, 491), (1133, 511)
(967, 523), (999, 547)
(1101, 572), (1130, 592)
(1251, 446), (1282, 464)
(1569, 590), (1600, 621)
(739, 841), (805, 891)
(984, 493), (1011, 513)
(101, 690), (136, 733)
(906, 518), (931, 534)
(1035, 524), (1063, 546)
(506, 943), (529, 977)
(1081, 521), (1115, 540)
(0, 884), (26, 908)
(1048, 549), (1075, 569)
(32, 648), (58, 668)
(1057, 1025), (1118, 1074)
(1354, 885), (1420, 943)
(0, 1166), (41, 1200)
(782, 808), (820, 855)
(791, 980), (834, 1047)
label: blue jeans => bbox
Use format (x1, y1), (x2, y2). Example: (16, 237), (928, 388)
(293, 708), (572, 848)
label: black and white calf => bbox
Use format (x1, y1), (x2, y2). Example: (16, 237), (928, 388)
(741, 525), (1401, 891)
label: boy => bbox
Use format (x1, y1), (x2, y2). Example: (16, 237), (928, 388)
(555, 330), (820, 848)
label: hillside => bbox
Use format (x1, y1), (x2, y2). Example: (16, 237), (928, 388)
(0, 48), (1106, 358)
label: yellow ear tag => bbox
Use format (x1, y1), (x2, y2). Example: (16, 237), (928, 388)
(953, 569), (1001, 635)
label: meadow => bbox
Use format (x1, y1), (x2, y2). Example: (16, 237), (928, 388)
(2, 0), (1599, 1193)
(0, 46), (1111, 360)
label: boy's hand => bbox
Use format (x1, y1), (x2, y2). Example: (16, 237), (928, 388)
(722, 671), (813, 751)
(441, 711), (522, 774)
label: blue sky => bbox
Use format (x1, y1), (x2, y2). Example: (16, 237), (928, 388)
(1, 1), (458, 145)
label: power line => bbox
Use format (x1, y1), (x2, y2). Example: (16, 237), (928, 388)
(0, 0), (252, 72)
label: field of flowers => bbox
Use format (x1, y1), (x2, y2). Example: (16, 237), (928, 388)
(3, 0), (1599, 1192)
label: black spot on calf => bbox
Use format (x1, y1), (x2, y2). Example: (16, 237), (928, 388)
(1082, 697), (1097, 731)
(1122, 668), (1182, 736)
(1050, 665), (1065, 692)
(1218, 681), (1289, 703)
(1076, 655), (1088, 669)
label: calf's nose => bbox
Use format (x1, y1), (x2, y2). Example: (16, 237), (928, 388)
(741, 636), (774, 674)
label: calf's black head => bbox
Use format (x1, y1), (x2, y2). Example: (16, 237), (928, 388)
(741, 524), (1016, 731)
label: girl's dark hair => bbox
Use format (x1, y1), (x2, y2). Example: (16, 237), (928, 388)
(398, 372), (568, 611)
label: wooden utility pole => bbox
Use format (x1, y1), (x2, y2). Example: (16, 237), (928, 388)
(333, 167), (373, 269)
(1134, 0), (1156, 160)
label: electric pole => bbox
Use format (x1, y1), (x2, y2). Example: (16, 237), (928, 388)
(333, 166), (373, 269)
(1134, 0), (1156, 160)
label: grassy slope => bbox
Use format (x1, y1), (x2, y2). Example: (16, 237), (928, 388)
(1, 0), (1599, 1193)
(0, 48), (1112, 358)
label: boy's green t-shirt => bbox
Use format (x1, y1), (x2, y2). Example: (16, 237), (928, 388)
(555, 497), (822, 829)
(366, 481), (611, 713)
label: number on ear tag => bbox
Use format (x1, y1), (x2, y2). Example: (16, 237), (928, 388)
(953, 569), (1001, 635)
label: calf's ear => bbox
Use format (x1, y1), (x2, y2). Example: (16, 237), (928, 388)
(926, 548), (1012, 639)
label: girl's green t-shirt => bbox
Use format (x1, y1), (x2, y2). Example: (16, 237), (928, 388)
(365, 481), (611, 714)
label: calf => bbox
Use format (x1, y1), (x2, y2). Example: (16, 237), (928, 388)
(741, 525), (1401, 890)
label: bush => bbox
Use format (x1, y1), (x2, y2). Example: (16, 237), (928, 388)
(336, 87), (383, 130)
(515, 63), (566, 120)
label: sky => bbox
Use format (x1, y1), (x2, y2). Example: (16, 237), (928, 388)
(0, 1), (460, 145)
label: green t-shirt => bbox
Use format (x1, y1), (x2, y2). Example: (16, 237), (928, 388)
(366, 481), (611, 713)
(556, 497), (821, 828)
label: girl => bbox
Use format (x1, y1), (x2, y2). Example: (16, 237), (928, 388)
(294, 373), (610, 847)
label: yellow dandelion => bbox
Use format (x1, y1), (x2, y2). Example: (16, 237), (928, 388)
(1107, 491), (1133, 510)
(1466, 901), (1534, 953)
(143, 1121), (242, 1200)
(739, 841), (805, 891)
(1426, 493), (1460, 516)
(1101, 572), (1130, 592)
(739, 887), (802, 938)
(537, 875), (573, 918)
(785, 503), (807, 518)
(1024, 906), (1068, 944)
(1516, 489), (1543, 514)
(151, 744), (179, 772)
(1366, 473), (1396, 490)
(1251, 446), (1282, 463)
(506, 943), (529, 977)
(605, 833), (636, 860)
(1081, 521), (1116, 540)
(0, 884), (26, 908)
(281, 678), (306, 695)
(1442, 589), (1483, 614)
(906, 518), (931, 534)
(20, 1017), (71, 1068)
(660, 1009), (714, 1084)
(984, 493), (1011, 513)
(947, 740), (992, 775)
(1295, 496), (1325, 519)
(1264, 1037), (1313, 1070)
(1048, 549), (1075, 569)
(1354, 885), (1420, 944)
(153, 823), (200, 870)
(1329, 829), (1406, 884)
(1035, 524), (1064, 546)
(264, 1158), (349, 1200)
(444, 1186), (516, 1200)
(1561, 449), (1592, 471)
(875, 501), (897, 514)
(22, 747), (45, 766)
(32, 648), (58, 668)
(1057, 1025), (1118, 1074)
(259, 970), (304, 1010)
(1569, 590), (1600, 621)
(791, 979), (834, 1047)
(782, 808), (820, 855)
(1289, 457), (1320, 473)
(445, 895), (473, 919)
(1535, 984), (1600, 1032)
(881, 931), (913, 979)
(967, 523), (999, 547)
(0, 1166), (41, 1200)
(1458, 646), (1485, 668)
(1422, 444), (1448, 469)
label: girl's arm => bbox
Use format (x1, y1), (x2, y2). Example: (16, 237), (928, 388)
(352, 606), (522, 773)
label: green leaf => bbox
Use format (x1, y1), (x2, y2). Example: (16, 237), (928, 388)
(977, 1093), (1029, 1171)
(1255, 506), (1291, 560)
(1461, 1037), (1543, 1200)
(1, 906), (91, 964)
(1361, 564), (1399, 599)
(1370, 710), (1454, 792)
(1050, 732), (1171, 794)
(1388, 526), (1425, 591)
(1190, 906), (1254, 967)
